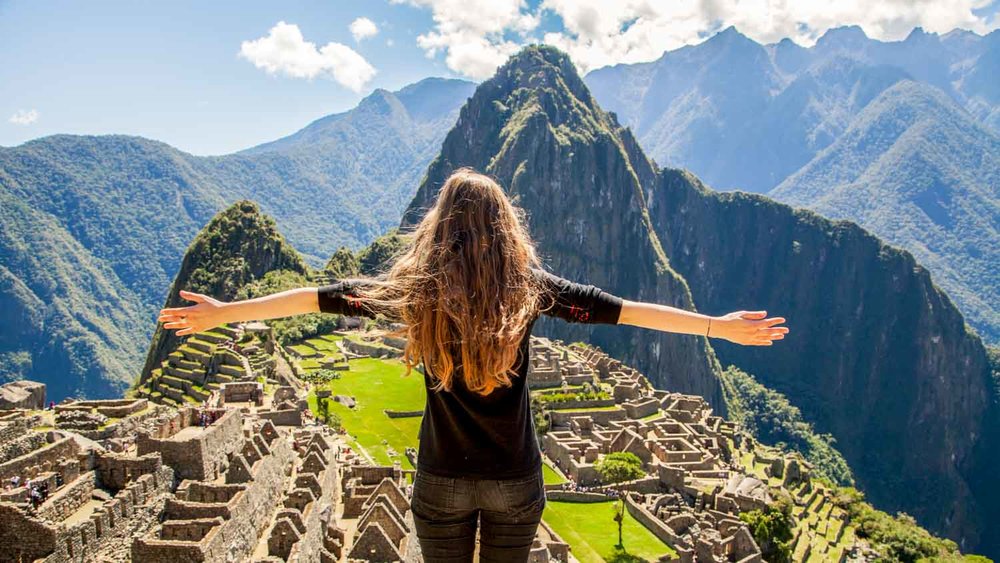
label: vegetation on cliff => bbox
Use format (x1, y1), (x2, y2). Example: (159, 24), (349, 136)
(740, 498), (795, 563)
(721, 365), (854, 486)
(830, 487), (988, 562)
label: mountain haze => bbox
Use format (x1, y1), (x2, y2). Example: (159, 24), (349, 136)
(403, 44), (997, 555)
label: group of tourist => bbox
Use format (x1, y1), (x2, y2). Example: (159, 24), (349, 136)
(555, 478), (624, 499)
(27, 480), (50, 510)
(197, 408), (222, 428)
(4, 476), (53, 511)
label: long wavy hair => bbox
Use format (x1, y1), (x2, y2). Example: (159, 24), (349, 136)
(355, 168), (547, 396)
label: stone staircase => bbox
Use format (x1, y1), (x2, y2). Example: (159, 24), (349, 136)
(789, 482), (856, 562)
(137, 325), (251, 407)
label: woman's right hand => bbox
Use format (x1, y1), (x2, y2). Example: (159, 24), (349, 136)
(157, 290), (228, 336)
(710, 310), (788, 346)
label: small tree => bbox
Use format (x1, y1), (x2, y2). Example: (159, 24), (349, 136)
(315, 397), (342, 432)
(596, 452), (644, 550)
(595, 452), (645, 485)
(612, 497), (625, 547)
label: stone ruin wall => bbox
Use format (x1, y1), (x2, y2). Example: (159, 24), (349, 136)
(0, 457), (174, 563)
(0, 434), (79, 484)
(136, 408), (243, 482)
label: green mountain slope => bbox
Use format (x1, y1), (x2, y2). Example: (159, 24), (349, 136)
(0, 78), (472, 400)
(586, 27), (1000, 347)
(403, 45), (996, 556)
(771, 80), (1000, 343)
(0, 188), (147, 399)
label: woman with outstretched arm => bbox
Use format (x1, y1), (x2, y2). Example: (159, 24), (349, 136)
(159, 168), (787, 563)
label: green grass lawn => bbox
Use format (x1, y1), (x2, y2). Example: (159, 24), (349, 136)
(289, 343), (319, 357)
(554, 406), (622, 412)
(543, 500), (677, 562)
(305, 337), (343, 355)
(307, 356), (426, 469)
(543, 462), (568, 485)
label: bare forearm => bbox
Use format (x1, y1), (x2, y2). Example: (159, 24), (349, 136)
(617, 299), (789, 346)
(618, 299), (713, 336)
(216, 287), (321, 323)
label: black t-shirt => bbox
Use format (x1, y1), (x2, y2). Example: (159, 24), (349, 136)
(317, 267), (623, 479)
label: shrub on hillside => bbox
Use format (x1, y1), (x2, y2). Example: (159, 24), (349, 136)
(740, 497), (794, 563)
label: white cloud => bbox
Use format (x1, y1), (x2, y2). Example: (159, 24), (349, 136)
(239, 21), (376, 92)
(391, 0), (539, 79)
(8, 109), (39, 125)
(350, 17), (379, 42)
(397, 0), (1000, 78)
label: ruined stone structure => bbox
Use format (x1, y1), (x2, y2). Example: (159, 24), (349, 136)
(0, 380), (45, 410)
(533, 338), (810, 562)
(1, 331), (865, 562)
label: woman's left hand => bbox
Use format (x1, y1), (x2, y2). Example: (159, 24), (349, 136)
(157, 290), (227, 336)
(711, 310), (788, 346)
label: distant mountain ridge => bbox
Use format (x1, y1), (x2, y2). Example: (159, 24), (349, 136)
(586, 25), (1000, 193)
(771, 80), (1000, 342)
(586, 25), (1000, 345)
(0, 77), (474, 399)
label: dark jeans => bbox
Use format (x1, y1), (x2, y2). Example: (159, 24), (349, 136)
(410, 467), (546, 562)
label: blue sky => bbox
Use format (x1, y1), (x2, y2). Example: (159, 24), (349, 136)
(3, 0), (998, 155)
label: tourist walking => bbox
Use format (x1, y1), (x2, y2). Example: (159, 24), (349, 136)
(157, 168), (788, 562)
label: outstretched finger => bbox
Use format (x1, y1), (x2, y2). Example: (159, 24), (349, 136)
(763, 317), (786, 327)
(160, 306), (192, 315)
(162, 321), (189, 330)
(740, 310), (767, 320)
(176, 327), (196, 336)
(758, 327), (788, 336)
(179, 290), (207, 303)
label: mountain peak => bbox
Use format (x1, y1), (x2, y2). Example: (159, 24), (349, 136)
(903, 26), (939, 45)
(697, 25), (758, 52)
(488, 44), (595, 115)
(140, 199), (307, 380)
(816, 25), (870, 49)
(499, 44), (579, 83)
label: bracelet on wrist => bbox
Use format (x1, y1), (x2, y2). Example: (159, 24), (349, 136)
(706, 317), (712, 337)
